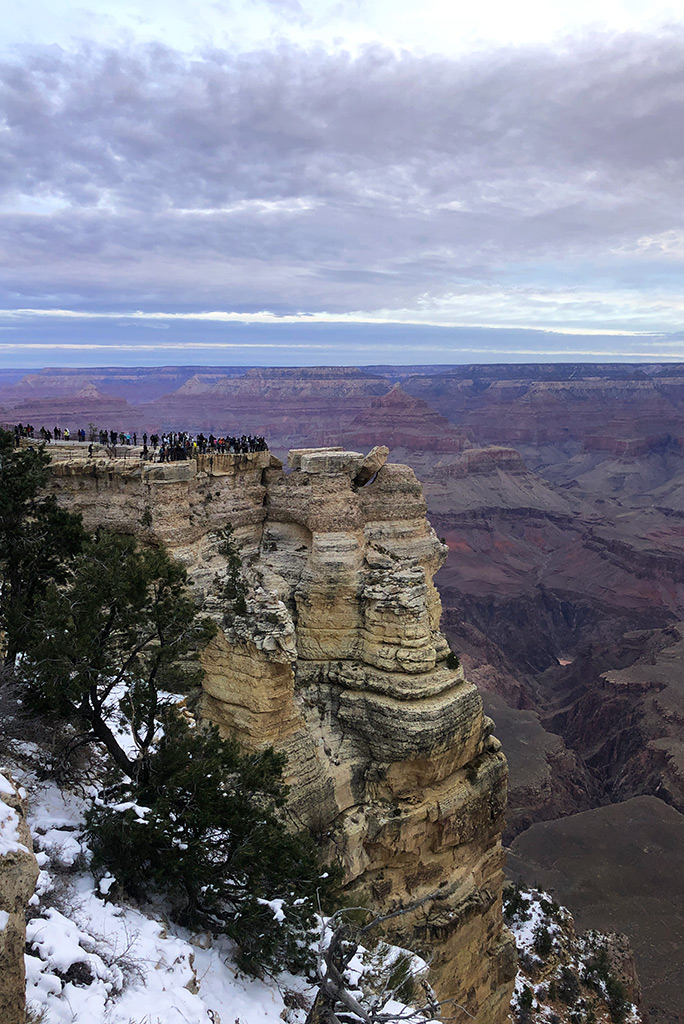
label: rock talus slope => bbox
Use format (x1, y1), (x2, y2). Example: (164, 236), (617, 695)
(47, 444), (516, 1023)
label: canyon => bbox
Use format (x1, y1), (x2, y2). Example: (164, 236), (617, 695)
(4, 361), (684, 1021)
(45, 443), (516, 1022)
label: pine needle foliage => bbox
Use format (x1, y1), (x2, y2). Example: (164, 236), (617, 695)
(19, 529), (216, 783)
(0, 428), (85, 664)
(18, 524), (338, 976)
(86, 711), (334, 975)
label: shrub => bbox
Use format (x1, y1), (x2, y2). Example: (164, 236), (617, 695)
(19, 530), (216, 783)
(446, 650), (460, 670)
(86, 710), (338, 976)
(215, 523), (247, 615)
(539, 897), (560, 919)
(503, 883), (532, 922)
(0, 427), (85, 665)
(558, 966), (581, 1005)
(606, 976), (630, 1023)
(519, 985), (534, 1009)
(533, 924), (553, 958)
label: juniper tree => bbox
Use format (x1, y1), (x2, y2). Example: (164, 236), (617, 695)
(19, 528), (216, 782)
(20, 527), (337, 974)
(86, 710), (332, 975)
(0, 427), (84, 665)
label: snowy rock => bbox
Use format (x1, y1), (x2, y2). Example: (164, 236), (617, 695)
(0, 773), (39, 1024)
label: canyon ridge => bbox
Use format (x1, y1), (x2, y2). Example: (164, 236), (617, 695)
(3, 361), (684, 1021)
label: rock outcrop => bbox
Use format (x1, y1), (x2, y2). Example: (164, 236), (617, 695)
(508, 796), (684, 1024)
(47, 444), (515, 1022)
(0, 774), (39, 1024)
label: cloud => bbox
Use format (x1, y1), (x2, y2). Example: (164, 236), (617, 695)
(0, 31), (683, 336)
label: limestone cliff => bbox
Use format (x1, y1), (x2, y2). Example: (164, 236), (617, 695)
(0, 774), (39, 1024)
(48, 444), (516, 1021)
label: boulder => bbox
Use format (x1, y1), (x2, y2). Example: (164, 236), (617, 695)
(353, 445), (389, 486)
(0, 774), (39, 1024)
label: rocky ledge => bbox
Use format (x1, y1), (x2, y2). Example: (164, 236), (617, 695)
(0, 774), (39, 1024)
(48, 444), (516, 1022)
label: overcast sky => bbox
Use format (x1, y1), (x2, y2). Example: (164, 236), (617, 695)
(1, 0), (684, 366)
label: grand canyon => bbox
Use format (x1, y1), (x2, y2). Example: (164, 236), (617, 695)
(3, 361), (684, 1022)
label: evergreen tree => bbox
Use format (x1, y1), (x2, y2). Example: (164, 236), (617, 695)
(20, 527), (337, 974)
(0, 427), (85, 664)
(86, 711), (331, 975)
(19, 528), (216, 781)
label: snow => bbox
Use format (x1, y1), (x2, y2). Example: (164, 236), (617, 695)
(22, 776), (436, 1024)
(37, 827), (84, 867)
(25, 877), (307, 1024)
(0, 909), (9, 931)
(23, 780), (302, 1024)
(0, 771), (16, 795)
(259, 896), (286, 923)
(0, 797), (29, 857)
(507, 888), (643, 1024)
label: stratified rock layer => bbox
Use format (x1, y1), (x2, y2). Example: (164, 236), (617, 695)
(47, 444), (515, 1022)
(0, 775), (39, 1024)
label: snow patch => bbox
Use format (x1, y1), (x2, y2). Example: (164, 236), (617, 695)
(0, 797), (29, 857)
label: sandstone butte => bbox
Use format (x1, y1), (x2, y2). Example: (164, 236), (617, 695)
(43, 443), (516, 1021)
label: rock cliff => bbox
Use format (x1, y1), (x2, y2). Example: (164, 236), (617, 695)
(0, 773), (39, 1024)
(47, 443), (515, 1022)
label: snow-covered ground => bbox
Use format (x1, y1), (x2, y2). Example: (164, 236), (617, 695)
(11, 768), (438, 1024)
(7, 748), (644, 1024)
(505, 886), (642, 1024)
(22, 776), (301, 1024)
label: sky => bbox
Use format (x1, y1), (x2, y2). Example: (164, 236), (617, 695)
(1, 0), (684, 367)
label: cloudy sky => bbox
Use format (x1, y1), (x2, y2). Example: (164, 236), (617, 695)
(1, 0), (684, 366)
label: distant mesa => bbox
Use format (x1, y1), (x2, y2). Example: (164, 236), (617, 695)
(339, 383), (473, 453)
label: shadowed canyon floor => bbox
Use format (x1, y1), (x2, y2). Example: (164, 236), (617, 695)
(5, 361), (684, 1020)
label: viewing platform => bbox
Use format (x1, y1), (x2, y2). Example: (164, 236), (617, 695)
(18, 439), (275, 478)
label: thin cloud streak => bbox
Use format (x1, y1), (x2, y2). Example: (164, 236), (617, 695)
(0, 309), (673, 336)
(1, 31), (683, 360)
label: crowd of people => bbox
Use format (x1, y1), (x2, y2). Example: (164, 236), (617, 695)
(10, 423), (268, 460)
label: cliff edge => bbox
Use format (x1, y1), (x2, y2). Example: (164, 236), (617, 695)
(48, 443), (516, 1021)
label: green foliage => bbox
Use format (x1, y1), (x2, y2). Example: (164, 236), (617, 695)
(215, 523), (247, 615)
(519, 985), (534, 1009)
(533, 924), (553, 958)
(539, 896), (561, 919)
(557, 966), (581, 1005)
(583, 942), (629, 1020)
(446, 650), (460, 670)
(7, 454), (340, 980)
(86, 710), (335, 975)
(385, 951), (417, 1005)
(606, 976), (629, 1023)
(0, 428), (85, 664)
(503, 883), (532, 923)
(19, 529), (216, 781)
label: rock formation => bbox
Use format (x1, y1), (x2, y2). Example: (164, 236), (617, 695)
(508, 796), (684, 1024)
(0, 773), (39, 1024)
(47, 443), (516, 1022)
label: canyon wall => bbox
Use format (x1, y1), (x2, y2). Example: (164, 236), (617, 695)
(48, 444), (515, 1023)
(0, 774), (39, 1024)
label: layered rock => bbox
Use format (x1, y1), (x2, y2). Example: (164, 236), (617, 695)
(47, 444), (515, 1022)
(335, 383), (473, 453)
(204, 449), (516, 1019)
(138, 365), (390, 440)
(0, 774), (39, 1024)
